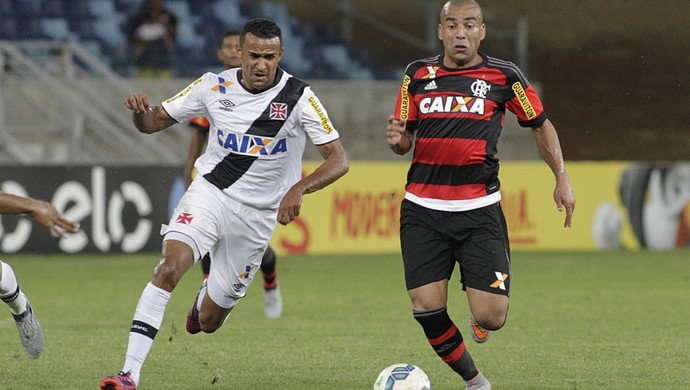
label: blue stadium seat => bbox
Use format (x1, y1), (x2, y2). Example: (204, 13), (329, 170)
(93, 18), (125, 46)
(89, 0), (116, 19)
(41, 17), (74, 40)
(0, 16), (18, 39)
(0, 0), (13, 15)
(212, 0), (244, 29)
(16, 18), (47, 39)
(69, 17), (98, 40)
(12, 0), (43, 17)
(43, 0), (65, 17)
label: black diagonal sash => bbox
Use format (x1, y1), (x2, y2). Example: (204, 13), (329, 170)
(204, 76), (308, 190)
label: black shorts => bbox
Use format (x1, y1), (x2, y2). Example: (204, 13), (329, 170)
(399, 199), (511, 296)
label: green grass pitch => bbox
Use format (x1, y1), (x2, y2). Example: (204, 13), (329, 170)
(0, 251), (688, 389)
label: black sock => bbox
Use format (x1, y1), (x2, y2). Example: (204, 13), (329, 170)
(261, 246), (277, 290)
(413, 307), (479, 381)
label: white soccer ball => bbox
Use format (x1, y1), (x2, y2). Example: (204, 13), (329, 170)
(373, 363), (432, 390)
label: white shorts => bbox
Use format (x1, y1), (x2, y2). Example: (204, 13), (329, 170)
(162, 178), (277, 308)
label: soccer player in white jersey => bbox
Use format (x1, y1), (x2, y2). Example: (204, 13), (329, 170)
(100, 18), (349, 390)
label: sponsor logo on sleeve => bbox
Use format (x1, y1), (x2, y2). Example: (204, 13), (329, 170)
(307, 97), (334, 133)
(511, 81), (537, 119)
(399, 74), (411, 120)
(166, 77), (203, 103)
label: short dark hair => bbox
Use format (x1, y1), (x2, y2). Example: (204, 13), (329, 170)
(218, 28), (241, 49)
(240, 18), (282, 45)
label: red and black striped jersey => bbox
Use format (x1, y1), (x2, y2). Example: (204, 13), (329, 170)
(392, 53), (547, 211)
(189, 116), (210, 130)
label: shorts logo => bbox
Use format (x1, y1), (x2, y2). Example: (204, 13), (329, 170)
(176, 212), (193, 225)
(211, 77), (234, 94)
(238, 265), (255, 280)
(270, 102), (288, 120)
(490, 272), (509, 290)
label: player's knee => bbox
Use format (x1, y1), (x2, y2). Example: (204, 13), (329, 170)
(262, 246), (276, 267)
(152, 258), (186, 290)
(473, 307), (508, 331)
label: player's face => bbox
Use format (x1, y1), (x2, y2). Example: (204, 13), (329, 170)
(218, 35), (241, 69)
(239, 33), (283, 91)
(438, 2), (485, 68)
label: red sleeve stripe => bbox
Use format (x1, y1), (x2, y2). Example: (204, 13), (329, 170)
(414, 137), (486, 166)
(407, 182), (487, 200)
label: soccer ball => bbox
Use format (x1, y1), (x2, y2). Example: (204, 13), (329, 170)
(373, 363), (432, 390)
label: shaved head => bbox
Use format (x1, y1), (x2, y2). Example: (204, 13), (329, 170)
(441, 0), (483, 23)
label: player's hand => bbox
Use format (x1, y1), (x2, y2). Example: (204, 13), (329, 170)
(277, 186), (304, 225)
(386, 115), (406, 146)
(124, 93), (152, 113)
(554, 175), (576, 228)
(28, 200), (81, 238)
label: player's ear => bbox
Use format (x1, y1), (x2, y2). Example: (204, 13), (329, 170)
(480, 23), (486, 40)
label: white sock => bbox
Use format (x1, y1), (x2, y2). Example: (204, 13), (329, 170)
(122, 282), (171, 385)
(466, 371), (491, 389)
(0, 261), (28, 315)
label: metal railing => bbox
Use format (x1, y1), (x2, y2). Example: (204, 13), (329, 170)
(0, 40), (185, 165)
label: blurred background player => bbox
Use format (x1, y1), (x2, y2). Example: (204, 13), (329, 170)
(0, 192), (80, 359)
(184, 28), (283, 319)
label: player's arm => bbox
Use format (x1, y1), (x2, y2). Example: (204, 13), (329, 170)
(184, 125), (208, 187)
(531, 118), (576, 227)
(277, 139), (349, 225)
(386, 115), (413, 155)
(0, 193), (80, 237)
(124, 92), (177, 134)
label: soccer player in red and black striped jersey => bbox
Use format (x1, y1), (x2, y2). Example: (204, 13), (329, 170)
(386, 1), (576, 388)
(185, 29), (283, 320)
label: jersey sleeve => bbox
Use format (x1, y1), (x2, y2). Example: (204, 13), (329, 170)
(161, 73), (213, 123)
(297, 87), (340, 145)
(504, 70), (547, 127)
(392, 64), (419, 132)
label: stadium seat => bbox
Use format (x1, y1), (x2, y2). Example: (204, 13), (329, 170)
(41, 17), (74, 41)
(211, 0), (245, 29)
(43, 0), (65, 17)
(12, 0), (43, 17)
(0, 16), (18, 39)
(0, 0), (12, 15)
(16, 18), (47, 39)
(93, 18), (126, 46)
(89, 0), (117, 19)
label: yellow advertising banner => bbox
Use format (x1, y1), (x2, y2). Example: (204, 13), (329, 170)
(271, 161), (690, 254)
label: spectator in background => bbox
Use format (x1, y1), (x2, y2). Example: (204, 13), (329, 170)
(185, 29), (283, 319)
(0, 192), (80, 359)
(127, 0), (178, 78)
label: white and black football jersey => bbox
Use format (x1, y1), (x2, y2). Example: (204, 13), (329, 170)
(162, 68), (340, 210)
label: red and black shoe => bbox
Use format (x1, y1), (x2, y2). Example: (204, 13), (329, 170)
(186, 279), (206, 334)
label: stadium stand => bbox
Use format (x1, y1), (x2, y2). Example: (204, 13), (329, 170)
(0, 0), (383, 79)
